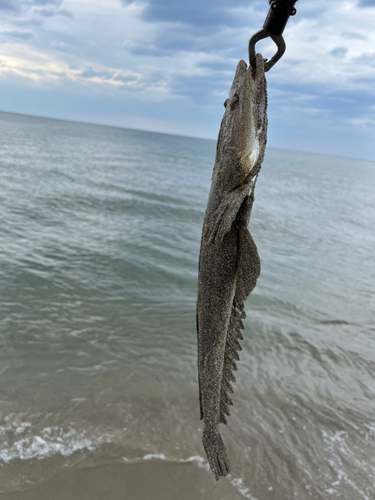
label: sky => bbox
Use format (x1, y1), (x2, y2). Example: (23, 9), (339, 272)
(0, 0), (374, 160)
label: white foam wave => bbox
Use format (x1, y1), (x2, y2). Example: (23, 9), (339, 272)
(142, 454), (258, 499)
(322, 429), (373, 500)
(1, 418), (260, 500)
(0, 423), (107, 464)
(142, 453), (166, 461)
(230, 477), (259, 500)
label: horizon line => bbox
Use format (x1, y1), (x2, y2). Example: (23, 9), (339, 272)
(0, 109), (373, 164)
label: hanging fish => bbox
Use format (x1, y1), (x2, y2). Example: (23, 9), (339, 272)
(196, 53), (268, 480)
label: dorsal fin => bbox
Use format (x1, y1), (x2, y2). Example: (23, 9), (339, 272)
(219, 301), (245, 424)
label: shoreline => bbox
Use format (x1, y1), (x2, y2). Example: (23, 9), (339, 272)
(0, 459), (244, 500)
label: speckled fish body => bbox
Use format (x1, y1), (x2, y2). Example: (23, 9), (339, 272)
(196, 54), (268, 480)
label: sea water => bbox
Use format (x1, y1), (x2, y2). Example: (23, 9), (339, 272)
(0, 111), (374, 499)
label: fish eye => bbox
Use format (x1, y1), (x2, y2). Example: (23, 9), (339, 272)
(230, 94), (239, 110)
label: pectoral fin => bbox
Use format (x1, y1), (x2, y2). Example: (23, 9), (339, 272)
(235, 226), (261, 303)
(203, 186), (248, 245)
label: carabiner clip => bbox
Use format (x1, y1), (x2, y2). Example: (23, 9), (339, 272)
(249, 29), (286, 72)
(249, 0), (298, 72)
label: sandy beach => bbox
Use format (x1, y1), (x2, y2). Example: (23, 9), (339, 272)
(0, 459), (244, 500)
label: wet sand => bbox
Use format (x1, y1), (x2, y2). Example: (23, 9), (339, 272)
(0, 460), (244, 500)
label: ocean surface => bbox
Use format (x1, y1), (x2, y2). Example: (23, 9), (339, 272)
(0, 110), (374, 500)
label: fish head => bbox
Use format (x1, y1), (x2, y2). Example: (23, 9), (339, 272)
(216, 54), (267, 189)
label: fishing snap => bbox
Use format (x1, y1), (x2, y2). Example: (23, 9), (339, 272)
(248, 29), (286, 72)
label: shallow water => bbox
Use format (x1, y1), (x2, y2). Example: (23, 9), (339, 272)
(0, 111), (374, 499)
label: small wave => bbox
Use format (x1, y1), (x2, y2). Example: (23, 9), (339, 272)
(230, 477), (259, 500)
(322, 429), (373, 500)
(0, 423), (108, 464)
(142, 453), (166, 461)
(125, 453), (258, 499)
(317, 320), (353, 325)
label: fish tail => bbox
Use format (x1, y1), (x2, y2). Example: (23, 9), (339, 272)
(202, 426), (231, 480)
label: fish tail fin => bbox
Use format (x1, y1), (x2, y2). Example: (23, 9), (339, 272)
(202, 426), (231, 480)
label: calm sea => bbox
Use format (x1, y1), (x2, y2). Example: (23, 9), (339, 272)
(0, 111), (374, 500)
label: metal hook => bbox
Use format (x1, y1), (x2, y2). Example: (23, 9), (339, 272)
(248, 29), (286, 72)
(249, 0), (297, 71)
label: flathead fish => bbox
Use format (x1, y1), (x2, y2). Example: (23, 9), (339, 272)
(196, 53), (268, 480)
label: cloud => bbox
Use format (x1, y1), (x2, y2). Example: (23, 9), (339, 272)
(0, 0), (374, 159)
(351, 52), (375, 68)
(347, 117), (375, 128)
(79, 68), (115, 80)
(2, 29), (34, 39)
(341, 31), (367, 40)
(12, 17), (44, 26)
(329, 47), (348, 58)
(58, 9), (73, 18)
(35, 8), (54, 16)
(0, 0), (62, 10)
(356, 0), (375, 7)
(0, 0), (16, 11)
(32, 0), (63, 6)
(0, 43), (144, 89)
(49, 39), (67, 48)
(122, 0), (263, 29)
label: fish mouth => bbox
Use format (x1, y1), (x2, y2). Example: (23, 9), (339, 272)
(249, 53), (265, 82)
(251, 55), (267, 123)
(245, 55), (267, 175)
(250, 67), (256, 81)
(221, 57), (267, 179)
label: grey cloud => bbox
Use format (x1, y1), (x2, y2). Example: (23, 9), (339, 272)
(128, 41), (167, 57)
(352, 52), (375, 68)
(342, 31), (367, 40)
(127, 31), (205, 57)
(356, 0), (375, 6)
(0, 0), (62, 13)
(12, 17), (43, 26)
(33, 3), (72, 18)
(171, 71), (233, 105)
(50, 40), (68, 49)
(32, 0), (62, 6)
(127, 23), (235, 59)
(3, 29), (34, 38)
(195, 59), (236, 73)
(36, 7), (54, 16)
(121, 0), (260, 73)
(58, 9), (73, 18)
(0, 0), (16, 10)
(330, 47), (348, 58)
(122, 0), (263, 29)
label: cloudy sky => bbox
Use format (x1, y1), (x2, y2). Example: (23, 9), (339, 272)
(0, 0), (374, 160)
